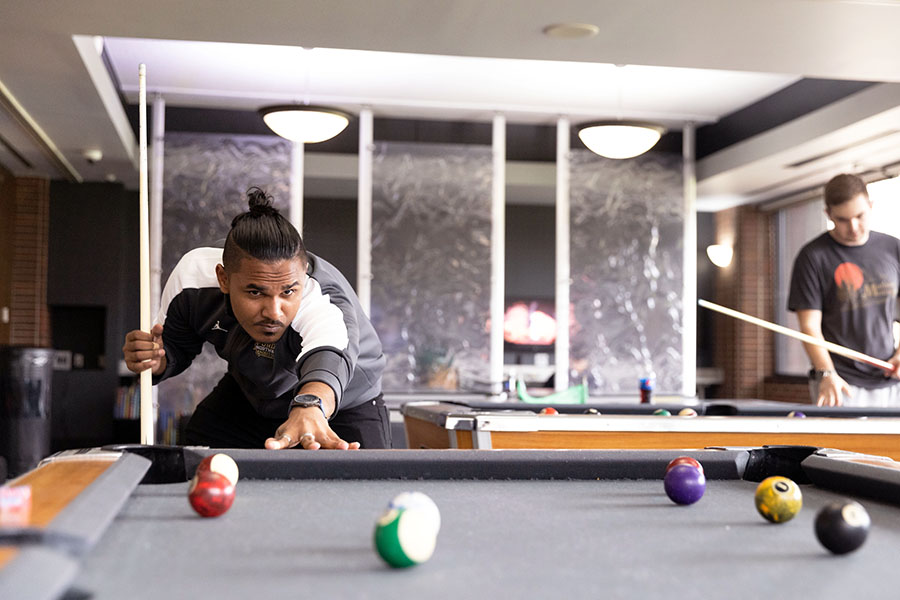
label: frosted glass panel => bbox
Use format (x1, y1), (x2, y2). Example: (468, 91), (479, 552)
(159, 133), (291, 418)
(569, 150), (684, 394)
(161, 133), (291, 280)
(371, 142), (492, 392)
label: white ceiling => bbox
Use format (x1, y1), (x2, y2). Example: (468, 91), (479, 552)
(3, 0), (900, 210)
(103, 38), (797, 126)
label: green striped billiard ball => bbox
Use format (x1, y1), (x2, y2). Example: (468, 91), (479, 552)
(388, 491), (441, 535)
(374, 507), (438, 568)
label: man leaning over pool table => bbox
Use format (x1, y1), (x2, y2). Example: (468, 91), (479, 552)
(122, 187), (388, 451)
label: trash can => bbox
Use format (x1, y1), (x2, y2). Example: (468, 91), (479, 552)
(0, 346), (56, 477)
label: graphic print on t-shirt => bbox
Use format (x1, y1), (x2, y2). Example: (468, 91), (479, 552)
(834, 261), (895, 310)
(834, 262), (863, 296)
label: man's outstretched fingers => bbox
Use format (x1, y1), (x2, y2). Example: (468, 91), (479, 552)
(265, 431), (298, 450)
(299, 432), (321, 450)
(317, 433), (352, 450)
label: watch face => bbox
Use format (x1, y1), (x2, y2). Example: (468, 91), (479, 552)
(292, 394), (322, 407)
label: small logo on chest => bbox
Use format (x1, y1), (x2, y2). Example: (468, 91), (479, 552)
(253, 342), (276, 360)
(211, 321), (228, 333)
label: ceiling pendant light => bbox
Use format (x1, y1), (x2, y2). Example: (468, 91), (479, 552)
(259, 105), (351, 143)
(577, 120), (665, 160)
(577, 64), (664, 159)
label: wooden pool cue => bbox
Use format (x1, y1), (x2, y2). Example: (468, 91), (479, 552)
(138, 64), (154, 445)
(698, 299), (894, 371)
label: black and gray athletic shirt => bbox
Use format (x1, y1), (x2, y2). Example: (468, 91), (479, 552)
(154, 246), (385, 418)
(788, 231), (900, 388)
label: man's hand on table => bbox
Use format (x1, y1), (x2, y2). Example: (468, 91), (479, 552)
(265, 406), (361, 450)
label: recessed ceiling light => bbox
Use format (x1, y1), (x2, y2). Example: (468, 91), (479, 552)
(542, 23), (600, 39)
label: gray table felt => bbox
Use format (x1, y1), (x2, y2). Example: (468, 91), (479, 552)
(65, 477), (900, 600)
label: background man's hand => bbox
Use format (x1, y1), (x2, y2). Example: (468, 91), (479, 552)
(886, 354), (900, 380)
(817, 373), (851, 407)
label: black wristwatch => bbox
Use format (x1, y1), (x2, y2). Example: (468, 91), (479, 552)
(809, 369), (836, 381)
(289, 393), (328, 419)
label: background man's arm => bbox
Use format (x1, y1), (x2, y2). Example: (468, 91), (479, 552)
(796, 309), (852, 406)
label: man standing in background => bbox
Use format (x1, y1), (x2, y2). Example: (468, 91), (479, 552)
(788, 173), (900, 406)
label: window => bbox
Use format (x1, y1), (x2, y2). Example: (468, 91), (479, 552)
(869, 177), (900, 348)
(775, 201), (827, 375)
(868, 177), (900, 238)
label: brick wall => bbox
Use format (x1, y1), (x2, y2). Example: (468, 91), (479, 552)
(0, 166), (12, 344)
(7, 177), (51, 347)
(710, 204), (809, 402)
(763, 377), (810, 403)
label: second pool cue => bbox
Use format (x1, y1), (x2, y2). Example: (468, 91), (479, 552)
(138, 63), (155, 445)
(698, 299), (894, 371)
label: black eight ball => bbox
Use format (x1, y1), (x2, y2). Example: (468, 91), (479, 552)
(814, 500), (870, 554)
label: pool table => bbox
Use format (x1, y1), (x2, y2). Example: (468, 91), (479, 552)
(394, 396), (900, 418)
(2, 445), (900, 599)
(402, 401), (900, 458)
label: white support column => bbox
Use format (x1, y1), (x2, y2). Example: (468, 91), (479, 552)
(289, 141), (304, 234)
(554, 117), (571, 392)
(490, 114), (506, 396)
(357, 108), (374, 315)
(682, 122), (698, 397)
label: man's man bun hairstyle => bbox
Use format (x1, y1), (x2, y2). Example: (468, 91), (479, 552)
(238, 187), (281, 224)
(223, 187), (306, 271)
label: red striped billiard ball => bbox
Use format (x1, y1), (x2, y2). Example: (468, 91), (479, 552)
(539, 407), (559, 415)
(195, 453), (239, 486)
(188, 471), (235, 518)
(666, 456), (704, 475)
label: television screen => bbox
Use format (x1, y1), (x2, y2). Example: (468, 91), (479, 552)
(503, 298), (556, 347)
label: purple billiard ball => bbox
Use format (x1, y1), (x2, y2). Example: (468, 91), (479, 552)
(664, 464), (706, 505)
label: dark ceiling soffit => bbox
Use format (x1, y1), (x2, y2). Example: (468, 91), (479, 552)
(696, 78), (875, 159)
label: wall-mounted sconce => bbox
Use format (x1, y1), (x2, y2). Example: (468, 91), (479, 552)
(706, 244), (733, 268)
